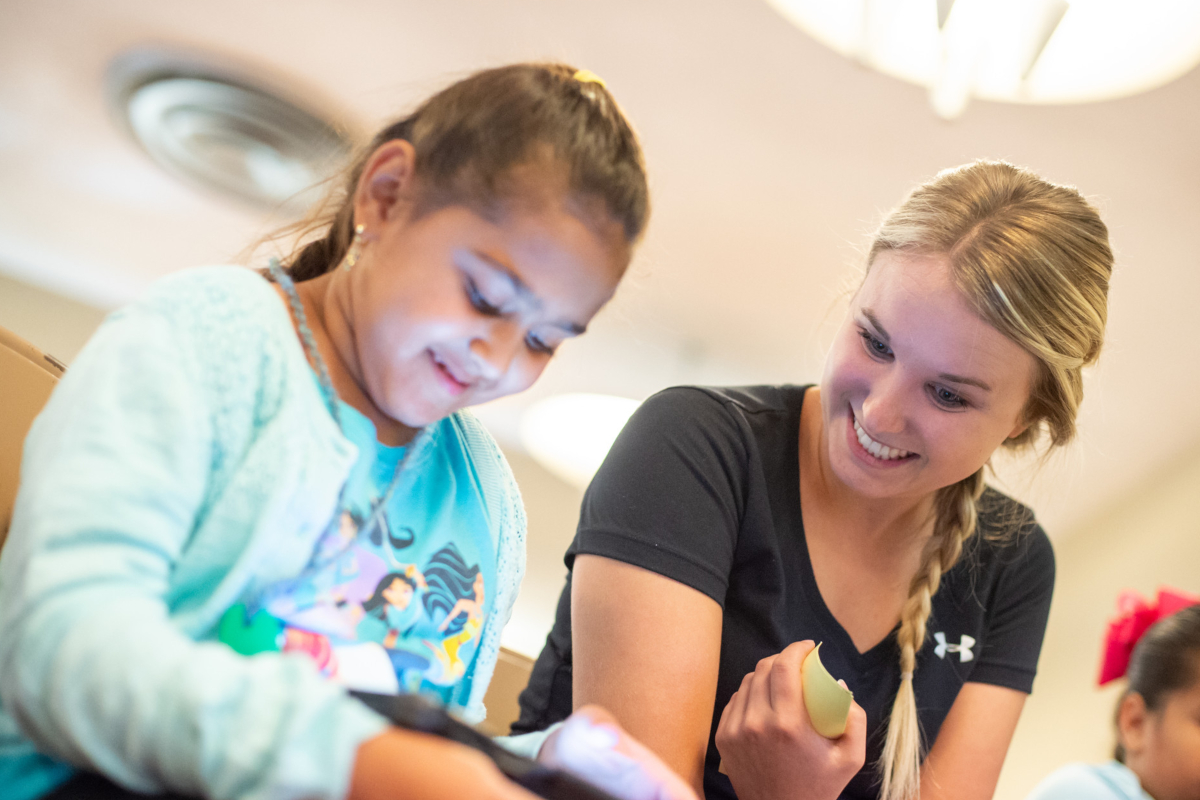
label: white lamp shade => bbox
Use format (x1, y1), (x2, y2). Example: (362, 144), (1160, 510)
(519, 394), (642, 490)
(765, 0), (1200, 118)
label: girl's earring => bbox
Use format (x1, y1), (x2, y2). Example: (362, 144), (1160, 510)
(342, 224), (367, 271)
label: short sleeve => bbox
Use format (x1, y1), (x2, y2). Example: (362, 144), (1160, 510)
(569, 387), (750, 606)
(968, 523), (1057, 693)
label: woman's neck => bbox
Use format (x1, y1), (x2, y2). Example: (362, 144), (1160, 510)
(800, 386), (934, 553)
(280, 271), (418, 448)
(799, 386), (935, 652)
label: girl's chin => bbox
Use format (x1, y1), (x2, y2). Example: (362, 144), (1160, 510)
(395, 404), (452, 429)
(378, 394), (450, 432)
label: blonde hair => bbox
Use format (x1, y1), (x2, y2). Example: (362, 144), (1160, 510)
(868, 161), (1112, 800)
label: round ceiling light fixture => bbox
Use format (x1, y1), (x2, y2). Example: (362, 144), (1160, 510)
(519, 393), (642, 490)
(107, 49), (355, 214)
(764, 0), (1200, 119)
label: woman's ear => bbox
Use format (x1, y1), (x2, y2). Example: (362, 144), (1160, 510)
(353, 139), (419, 231)
(1006, 417), (1031, 441)
(1117, 691), (1149, 758)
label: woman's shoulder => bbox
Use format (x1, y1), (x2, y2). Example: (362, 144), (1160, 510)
(644, 384), (808, 416)
(626, 384), (808, 443)
(976, 486), (1050, 548)
(960, 485), (1055, 584)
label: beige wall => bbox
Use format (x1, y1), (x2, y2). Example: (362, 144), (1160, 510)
(0, 272), (107, 363)
(996, 447), (1200, 799)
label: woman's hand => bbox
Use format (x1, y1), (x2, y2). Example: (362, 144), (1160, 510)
(348, 727), (540, 800)
(538, 706), (701, 800)
(715, 640), (866, 800)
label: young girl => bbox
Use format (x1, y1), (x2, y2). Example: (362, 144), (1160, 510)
(513, 161), (1114, 800)
(1027, 603), (1200, 800)
(0, 63), (692, 800)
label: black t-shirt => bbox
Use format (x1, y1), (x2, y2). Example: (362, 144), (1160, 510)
(513, 385), (1056, 800)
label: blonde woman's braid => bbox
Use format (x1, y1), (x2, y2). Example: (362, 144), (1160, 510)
(867, 160), (1111, 800)
(878, 468), (985, 800)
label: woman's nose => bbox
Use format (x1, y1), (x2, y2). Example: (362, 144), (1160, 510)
(860, 381), (906, 436)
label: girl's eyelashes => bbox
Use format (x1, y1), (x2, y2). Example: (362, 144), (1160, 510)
(929, 384), (968, 410)
(465, 277), (503, 316)
(858, 329), (893, 360)
(524, 331), (556, 356)
(466, 276), (559, 355)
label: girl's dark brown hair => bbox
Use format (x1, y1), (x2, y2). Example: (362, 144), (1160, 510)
(1115, 604), (1200, 762)
(282, 62), (649, 281)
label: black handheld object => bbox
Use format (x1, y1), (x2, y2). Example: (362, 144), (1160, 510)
(351, 691), (626, 800)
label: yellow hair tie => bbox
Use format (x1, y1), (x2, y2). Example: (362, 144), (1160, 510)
(573, 68), (607, 88)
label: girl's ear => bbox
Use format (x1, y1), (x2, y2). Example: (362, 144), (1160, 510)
(353, 139), (420, 231)
(1117, 691), (1149, 757)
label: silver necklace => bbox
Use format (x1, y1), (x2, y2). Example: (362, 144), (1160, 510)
(268, 258), (428, 568)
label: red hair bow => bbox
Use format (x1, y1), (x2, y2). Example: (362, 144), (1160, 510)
(1097, 587), (1200, 686)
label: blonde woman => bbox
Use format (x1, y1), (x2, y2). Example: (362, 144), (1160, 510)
(513, 161), (1113, 800)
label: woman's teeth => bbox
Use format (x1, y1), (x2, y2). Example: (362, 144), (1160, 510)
(853, 416), (911, 461)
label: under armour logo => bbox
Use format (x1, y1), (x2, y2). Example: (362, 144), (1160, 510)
(933, 632), (975, 662)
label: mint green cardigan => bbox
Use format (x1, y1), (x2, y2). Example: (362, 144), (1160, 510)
(0, 267), (528, 799)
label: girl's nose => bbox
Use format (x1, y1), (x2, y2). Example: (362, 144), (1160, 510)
(469, 320), (523, 381)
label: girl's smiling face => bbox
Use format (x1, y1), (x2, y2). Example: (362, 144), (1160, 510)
(346, 142), (629, 429)
(820, 249), (1036, 502)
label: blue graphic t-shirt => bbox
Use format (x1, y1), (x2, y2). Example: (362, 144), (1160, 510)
(219, 399), (496, 710)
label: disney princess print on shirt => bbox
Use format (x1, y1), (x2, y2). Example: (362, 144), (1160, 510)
(218, 405), (496, 710)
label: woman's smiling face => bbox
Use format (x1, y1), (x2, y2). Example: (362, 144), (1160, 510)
(820, 249), (1036, 501)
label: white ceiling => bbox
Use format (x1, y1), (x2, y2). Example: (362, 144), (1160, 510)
(3, 0), (1198, 545)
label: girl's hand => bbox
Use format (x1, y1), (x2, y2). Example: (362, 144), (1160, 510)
(538, 706), (701, 800)
(714, 640), (866, 800)
(348, 727), (539, 800)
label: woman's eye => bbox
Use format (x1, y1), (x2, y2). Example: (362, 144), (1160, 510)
(930, 385), (968, 409)
(466, 279), (502, 316)
(858, 330), (892, 359)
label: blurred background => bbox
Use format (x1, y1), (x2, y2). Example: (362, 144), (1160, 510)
(2, 1), (1198, 797)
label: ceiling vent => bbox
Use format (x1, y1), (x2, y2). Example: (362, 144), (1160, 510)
(107, 49), (354, 215)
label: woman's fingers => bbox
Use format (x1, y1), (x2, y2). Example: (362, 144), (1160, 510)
(767, 640), (815, 717)
(713, 641), (866, 800)
(744, 655), (776, 721)
(722, 668), (755, 731)
(839, 699), (868, 765)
